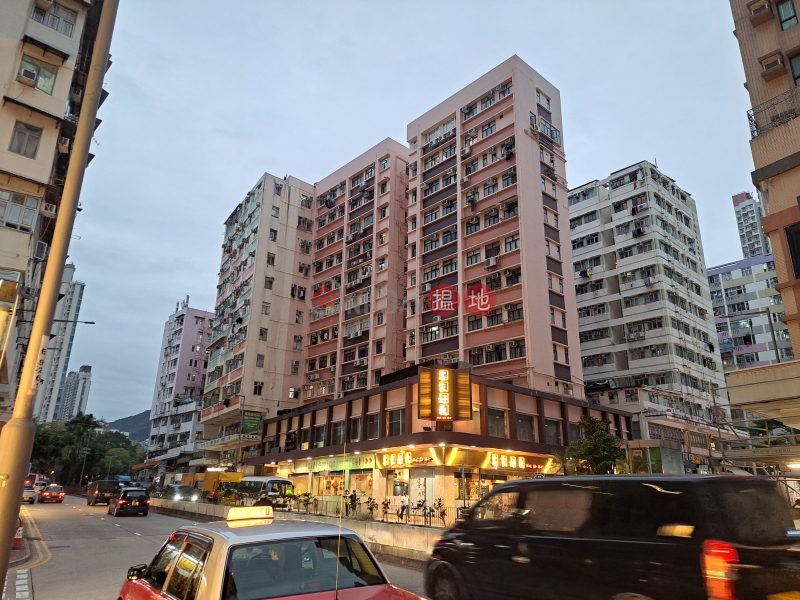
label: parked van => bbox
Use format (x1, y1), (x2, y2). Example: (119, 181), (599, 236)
(238, 476), (294, 504)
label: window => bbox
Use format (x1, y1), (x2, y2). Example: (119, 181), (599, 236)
(261, 302), (271, 315)
(482, 93), (495, 110)
(269, 229), (278, 241)
(32, 2), (77, 37)
(778, 0), (798, 29)
(539, 119), (561, 145)
(553, 344), (559, 361)
(424, 236), (439, 252)
(464, 103), (477, 119)
(505, 268), (521, 286)
(442, 228), (457, 244)
(484, 180), (498, 196)
(380, 182), (387, 194)
(380, 206), (387, 219)
(484, 211), (499, 228)
(442, 258), (457, 274)
(380, 157), (389, 170)
(544, 419), (562, 445)
(259, 328), (268, 341)
(482, 120), (496, 137)
(503, 171), (517, 187)
(443, 143), (456, 159)
(293, 335), (302, 350)
(425, 208), (440, 224)
(19, 55), (58, 95)
(467, 218), (480, 235)
(516, 414), (534, 442)
(486, 241), (501, 258)
(271, 206), (280, 218)
(467, 249), (481, 265)
(787, 223), (800, 279)
(0, 191), (39, 230)
(486, 343), (507, 363)
(256, 354), (264, 367)
(254, 381), (263, 395)
(363, 413), (381, 441)
(387, 408), (405, 437)
(505, 234), (520, 252)
(487, 309), (502, 327)
(9, 122), (42, 159)
(487, 409), (506, 438)
(144, 536), (184, 591)
(792, 53), (800, 87)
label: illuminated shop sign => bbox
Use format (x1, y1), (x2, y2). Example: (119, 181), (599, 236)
(380, 452), (434, 469)
(488, 453), (544, 471)
(418, 367), (472, 421)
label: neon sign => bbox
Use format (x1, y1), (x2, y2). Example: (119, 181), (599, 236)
(380, 452), (434, 469)
(488, 453), (544, 470)
(436, 369), (452, 421)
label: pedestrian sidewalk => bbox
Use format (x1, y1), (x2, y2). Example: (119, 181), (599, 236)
(9, 539), (29, 568)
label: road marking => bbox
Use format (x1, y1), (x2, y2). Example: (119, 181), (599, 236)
(114, 524), (120, 527)
(134, 533), (142, 536)
(100, 518), (105, 521)
(10, 506), (51, 573)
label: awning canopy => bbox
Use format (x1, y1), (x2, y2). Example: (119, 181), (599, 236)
(132, 460), (163, 470)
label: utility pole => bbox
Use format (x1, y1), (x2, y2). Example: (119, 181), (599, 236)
(0, 0), (119, 582)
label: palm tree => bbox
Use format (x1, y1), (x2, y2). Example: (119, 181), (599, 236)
(549, 450), (576, 475)
(64, 413), (101, 484)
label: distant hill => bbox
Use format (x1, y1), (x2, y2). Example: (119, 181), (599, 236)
(107, 410), (150, 442)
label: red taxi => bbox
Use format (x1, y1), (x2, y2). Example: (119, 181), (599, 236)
(119, 506), (424, 600)
(37, 484), (65, 503)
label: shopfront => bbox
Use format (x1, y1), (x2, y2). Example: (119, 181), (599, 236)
(281, 454), (377, 502)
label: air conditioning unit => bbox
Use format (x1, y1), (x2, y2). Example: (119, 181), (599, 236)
(467, 128), (477, 135)
(504, 137), (514, 146)
(303, 385), (313, 391)
(429, 233), (439, 241)
(461, 147), (471, 157)
(433, 315), (441, 322)
(464, 199), (474, 207)
(35, 0), (53, 9)
(421, 283), (431, 293)
(485, 345), (494, 351)
(509, 340), (517, 347)
(445, 168), (455, 175)
(486, 177), (496, 185)
(504, 304), (514, 310)
(328, 366), (336, 372)
(485, 256), (498, 268)
(461, 105), (471, 113)
(33, 241), (48, 261)
(461, 177), (470, 185)
(40, 203), (56, 218)
(346, 234), (354, 242)
(470, 348), (481, 355)
(503, 269), (512, 276)
(409, 162), (417, 170)
(487, 146), (495, 154)
(488, 208), (498, 216)
(21, 68), (47, 91)
(485, 90), (494, 97)
(507, 167), (516, 175)
(337, 393), (344, 399)
(499, 203), (508, 210)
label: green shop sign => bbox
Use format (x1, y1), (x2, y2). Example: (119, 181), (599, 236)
(242, 411), (263, 433)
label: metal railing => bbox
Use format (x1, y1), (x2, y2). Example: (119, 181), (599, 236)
(282, 498), (469, 528)
(748, 87), (800, 139)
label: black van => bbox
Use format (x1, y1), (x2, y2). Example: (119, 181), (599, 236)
(87, 480), (121, 505)
(425, 476), (800, 600)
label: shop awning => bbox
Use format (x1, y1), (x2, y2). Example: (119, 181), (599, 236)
(132, 460), (162, 470)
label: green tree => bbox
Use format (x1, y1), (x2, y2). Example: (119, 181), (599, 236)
(549, 450), (576, 475)
(569, 415), (626, 475)
(31, 420), (70, 475)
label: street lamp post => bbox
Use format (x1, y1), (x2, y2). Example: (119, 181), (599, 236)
(0, 0), (119, 582)
(78, 448), (90, 489)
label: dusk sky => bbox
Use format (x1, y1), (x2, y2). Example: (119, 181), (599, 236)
(73, 1), (753, 422)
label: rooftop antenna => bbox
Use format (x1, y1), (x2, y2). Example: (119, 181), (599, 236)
(654, 158), (658, 168)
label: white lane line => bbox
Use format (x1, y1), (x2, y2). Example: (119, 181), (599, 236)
(114, 524), (120, 527)
(100, 518), (105, 521)
(134, 533), (142, 536)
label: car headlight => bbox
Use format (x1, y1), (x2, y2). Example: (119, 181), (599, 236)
(191, 494), (198, 502)
(173, 494), (181, 501)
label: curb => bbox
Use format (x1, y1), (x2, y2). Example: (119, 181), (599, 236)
(9, 536), (30, 567)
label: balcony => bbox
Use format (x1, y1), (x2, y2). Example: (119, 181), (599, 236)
(748, 86), (800, 139)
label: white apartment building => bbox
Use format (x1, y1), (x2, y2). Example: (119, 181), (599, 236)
(0, 0), (109, 416)
(32, 263), (85, 422)
(58, 364), (91, 420)
(569, 161), (728, 470)
(709, 254), (794, 372)
(733, 192), (771, 258)
(146, 297), (214, 475)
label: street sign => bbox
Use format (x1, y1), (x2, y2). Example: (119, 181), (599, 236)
(534, 473), (544, 479)
(242, 411), (262, 433)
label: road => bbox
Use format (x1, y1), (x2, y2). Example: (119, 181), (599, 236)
(9, 494), (426, 599)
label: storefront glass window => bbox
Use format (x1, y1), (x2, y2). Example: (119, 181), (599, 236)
(301, 428), (311, 450)
(487, 409), (506, 438)
(473, 489), (521, 521)
(387, 409), (406, 437)
(515, 414), (535, 442)
(348, 470), (373, 498)
(366, 414), (379, 440)
(544, 419), (562, 446)
(313, 472), (344, 496)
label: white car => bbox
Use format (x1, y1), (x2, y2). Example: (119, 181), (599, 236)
(119, 506), (424, 600)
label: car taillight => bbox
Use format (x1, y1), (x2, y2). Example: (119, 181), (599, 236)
(94, 490), (99, 495)
(43, 493), (49, 496)
(118, 500), (127, 505)
(59, 493), (65, 496)
(145, 500), (150, 504)
(702, 540), (739, 600)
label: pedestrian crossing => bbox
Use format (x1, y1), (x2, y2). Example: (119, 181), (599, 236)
(3, 569), (32, 600)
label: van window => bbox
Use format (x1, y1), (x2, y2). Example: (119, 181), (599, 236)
(709, 481), (795, 545)
(472, 488), (521, 521)
(523, 486), (592, 533)
(164, 541), (207, 599)
(146, 535), (184, 590)
(267, 482), (294, 495)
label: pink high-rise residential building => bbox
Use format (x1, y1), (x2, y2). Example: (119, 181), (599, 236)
(146, 297), (214, 475)
(405, 56), (583, 399)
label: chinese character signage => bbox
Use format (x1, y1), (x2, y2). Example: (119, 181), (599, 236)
(242, 411), (263, 433)
(293, 454), (376, 474)
(488, 452), (544, 471)
(379, 452), (434, 469)
(429, 284), (459, 317)
(419, 367), (472, 421)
